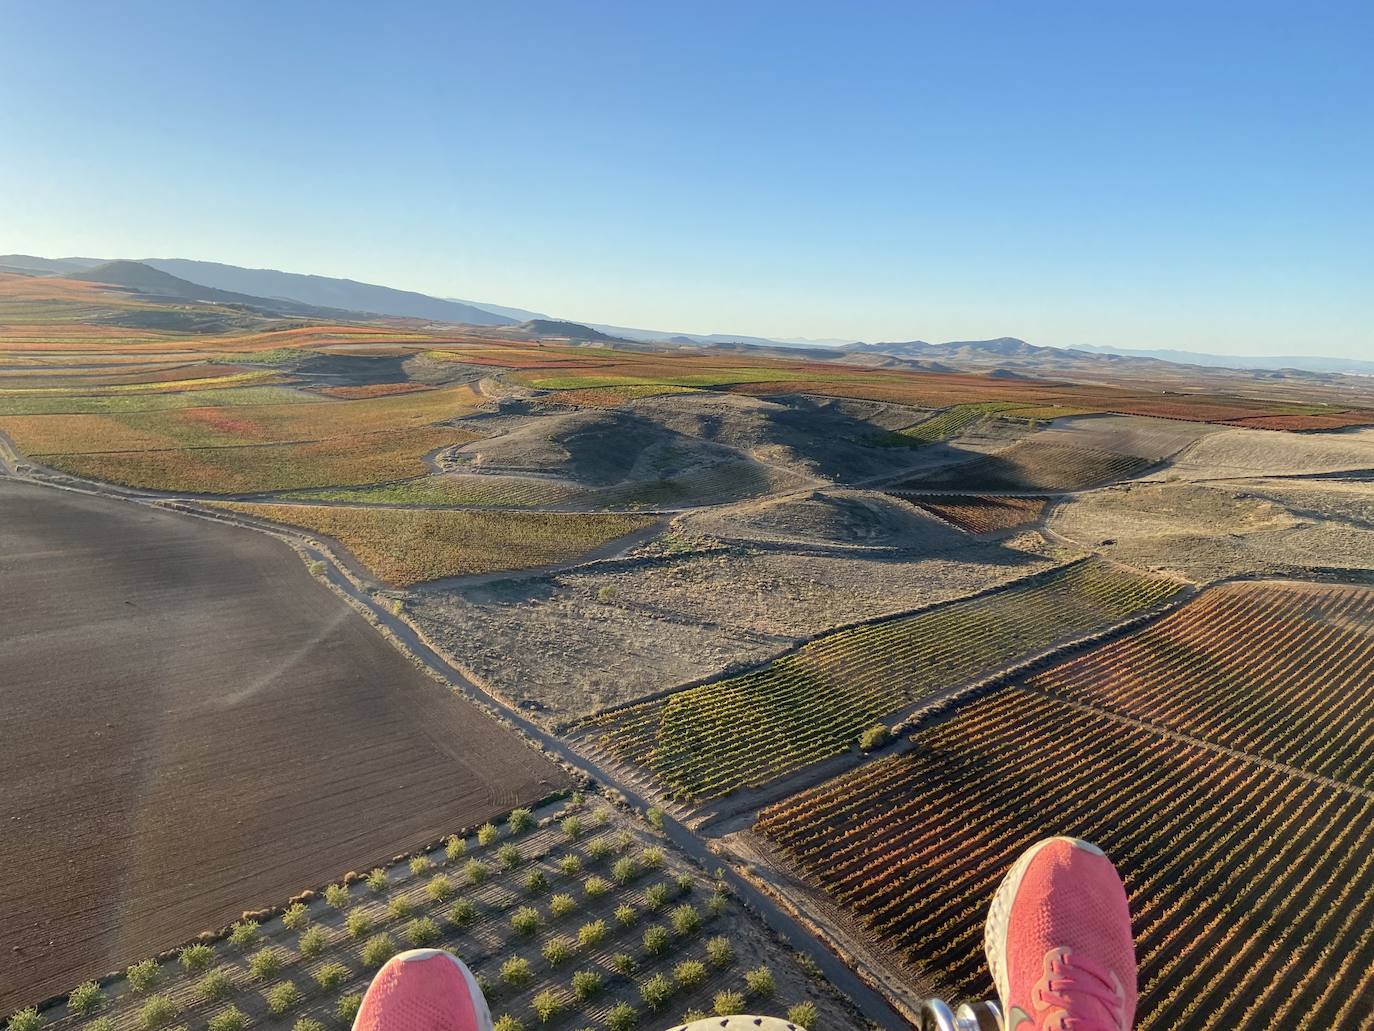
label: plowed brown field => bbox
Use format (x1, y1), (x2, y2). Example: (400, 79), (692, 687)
(0, 480), (567, 1013)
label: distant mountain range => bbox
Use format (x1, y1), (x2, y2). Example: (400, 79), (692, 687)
(3, 253), (1367, 377)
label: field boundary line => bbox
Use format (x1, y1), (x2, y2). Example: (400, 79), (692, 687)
(1025, 688), (1374, 801)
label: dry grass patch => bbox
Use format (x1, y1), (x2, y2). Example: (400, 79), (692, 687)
(212, 503), (657, 584)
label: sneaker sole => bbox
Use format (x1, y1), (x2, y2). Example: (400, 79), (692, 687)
(358, 949), (494, 1031)
(983, 836), (1104, 1023)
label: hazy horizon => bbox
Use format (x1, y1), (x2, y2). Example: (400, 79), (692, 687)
(3, 2), (1370, 359)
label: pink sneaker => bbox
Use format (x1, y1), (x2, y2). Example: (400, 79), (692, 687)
(354, 949), (493, 1031)
(984, 837), (1136, 1031)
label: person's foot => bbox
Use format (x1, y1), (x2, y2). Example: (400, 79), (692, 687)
(354, 949), (493, 1031)
(984, 837), (1136, 1031)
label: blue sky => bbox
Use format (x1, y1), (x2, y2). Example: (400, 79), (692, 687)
(2, 2), (1370, 356)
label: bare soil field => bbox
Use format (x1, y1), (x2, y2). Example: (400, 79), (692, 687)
(1165, 426), (1374, 479)
(1026, 413), (1223, 459)
(900, 440), (1153, 492)
(1051, 479), (1374, 581)
(0, 480), (567, 1013)
(894, 493), (1049, 534)
(407, 530), (1059, 719)
(676, 489), (965, 549)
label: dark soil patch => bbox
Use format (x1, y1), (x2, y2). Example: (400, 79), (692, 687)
(0, 480), (567, 1013)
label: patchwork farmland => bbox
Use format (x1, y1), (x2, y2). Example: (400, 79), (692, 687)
(579, 559), (1185, 802)
(5, 265), (1374, 1031)
(753, 583), (1374, 1030)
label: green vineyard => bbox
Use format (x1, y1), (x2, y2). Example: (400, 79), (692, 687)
(582, 559), (1184, 801)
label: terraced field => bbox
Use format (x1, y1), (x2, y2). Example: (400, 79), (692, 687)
(894, 494), (1048, 534)
(580, 559), (1184, 801)
(213, 503), (657, 585)
(900, 440), (1153, 492)
(23, 800), (849, 1031)
(756, 684), (1374, 1031)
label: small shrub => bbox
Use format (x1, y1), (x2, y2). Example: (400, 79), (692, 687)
(680, 1010), (707, 1024)
(542, 936), (575, 966)
(646, 807), (665, 830)
(499, 956), (533, 987)
(367, 867), (390, 892)
(640, 846), (665, 869)
(523, 869), (548, 894)
(644, 883), (669, 911)
(571, 969), (603, 1001)
(299, 925), (329, 958)
(463, 859), (488, 885)
(610, 952), (637, 976)
(596, 584), (617, 604)
(583, 874), (611, 899)
(248, 946), (283, 980)
(548, 893), (576, 919)
(207, 1006), (247, 1031)
(586, 837), (612, 861)
(448, 898), (478, 927)
(613, 831), (634, 852)
(508, 808), (535, 834)
(323, 884), (350, 909)
(496, 843), (521, 870)
(139, 998), (176, 1031)
(745, 965), (776, 997)
(577, 919), (607, 948)
(561, 815), (584, 839)
(444, 835), (467, 862)
(4, 1009), (40, 1031)
(388, 895), (414, 920)
(362, 933), (397, 968)
(336, 994), (363, 1024)
(346, 908), (373, 939)
(614, 902), (637, 926)
(281, 902), (310, 931)
(293, 1020), (326, 1031)
(605, 1002), (636, 1031)
(706, 936), (733, 966)
(673, 960), (707, 989)
(531, 989), (564, 1023)
(612, 857), (639, 884)
(640, 973), (673, 1011)
(179, 944), (214, 974)
(126, 958), (160, 992)
(427, 873), (455, 902)
(409, 855), (434, 877)
(308, 559), (326, 575)
(557, 854), (582, 876)
(493, 1018), (523, 1031)
(788, 1002), (819, 1028)
(642, 924), (669, 955)
(706, 891), (728, 917)
(675, 874), (694, 895)
(313, 961), (350, 990)
(69, 981), (106, 1015)
(477, 823), (499, 846)
(265, 981), (302, 1017)
(511, 906), (542, 935)
(198, 968), (233, 1003)
(713, 990), (745, 1016)
(670, 904), (701, 936)
(858, 724), (891, 751)
(87, 1020), (115, 1031)
(405, 917), (440, 947)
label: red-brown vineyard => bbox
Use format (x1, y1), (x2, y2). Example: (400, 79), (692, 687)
(754, 582), (1374, 1031)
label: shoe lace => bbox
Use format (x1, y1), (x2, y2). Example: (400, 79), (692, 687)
(1032, 948), (1125, 1031)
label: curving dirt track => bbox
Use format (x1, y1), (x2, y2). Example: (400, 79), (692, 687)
(0, 479), (567, 1013)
